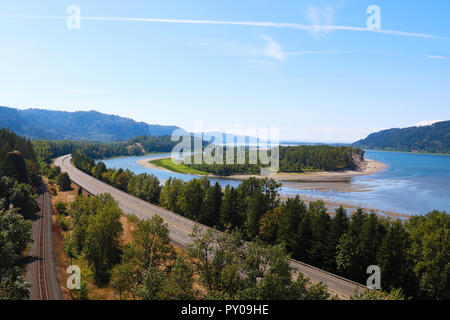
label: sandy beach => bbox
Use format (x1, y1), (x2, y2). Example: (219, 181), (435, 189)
(137, 155), (177, 172)
(229, 159), (387, 181)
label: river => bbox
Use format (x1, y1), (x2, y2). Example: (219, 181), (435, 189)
(100, 150), (450, 216)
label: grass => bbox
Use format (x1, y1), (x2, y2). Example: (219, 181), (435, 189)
(150, 158), (212, 175)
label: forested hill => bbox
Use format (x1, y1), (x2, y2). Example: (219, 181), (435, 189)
(353, 121), (450, 154)
(0, 106), (180, 141)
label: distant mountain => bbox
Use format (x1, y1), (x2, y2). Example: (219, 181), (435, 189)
(353, 121), (450, 154)
(0, 106), (180, 141)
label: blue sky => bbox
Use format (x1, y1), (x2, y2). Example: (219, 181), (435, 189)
(0, 0), (449, 142)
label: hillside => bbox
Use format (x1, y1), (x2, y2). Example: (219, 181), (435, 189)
(0, 106), (179, 141)
(353, 121), (450, 154)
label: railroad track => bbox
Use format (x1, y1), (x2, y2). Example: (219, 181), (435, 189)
(37, 184), (50, 300)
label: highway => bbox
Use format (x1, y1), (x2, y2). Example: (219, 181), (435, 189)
(54, 154), (366, 299)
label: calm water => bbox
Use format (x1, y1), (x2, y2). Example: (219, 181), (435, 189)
(101, 150), (450, 216)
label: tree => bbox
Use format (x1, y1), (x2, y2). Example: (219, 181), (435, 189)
(74, 280), (89, 300)
(239, 241), (292, 299)
(0, 176), (38, 218)
(308, 201), (334, 271)
(220, 186), (242, 229)
(295, 213), (313, 263)
(54, 201), (68, 215)
(5, 151), (28, 184)
(113, 169), (133, 191)
(92, 161), (106, 180)
(331, 206), (349, 242)
(83, 196), (123, 283)
(336, 208), (369, 282)
(359, 212), (386, 274)
(377, 220), (416, 296)
(164, 257), (196, 300)
(258, 207), (281, 244)
(335, 232), (356, 279)
(127, 173), (161, 204)
(187, 226), (242, 295)
(0, 203), (32, 300)
(57, 172), (71, 191)
(407, 210), (449, 299)
(238, 240), (329, 300)
(0, 203), (32, 257)
(159, 177), (184, 213)
(0, 270), (31, 300)
(123, 215), (175, 272)
(178, 179), (205, 221)
(276, 196), (306, 252)
(136, 267), (166, 300)
(350, 288), (406, 300)
(245, 191), (267, 239)
(329, 206), (349, 272)
(110, 263), (134, 300)
(199, 182), (222, 227)
(290, 273), (331, 300)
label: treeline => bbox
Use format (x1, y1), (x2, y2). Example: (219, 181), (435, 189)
(279, 145), (364, 172)
(186, 145), (364, 175)
(73, 152), (449, 299)
(61, 193), (331, 300)
(160, 178), (448, 299)
(33, 135), (180, 163)
(0, 129), (35, 299)
(73, 151), (161, 203)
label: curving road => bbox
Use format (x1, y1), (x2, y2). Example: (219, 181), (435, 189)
(54, 154), (366, 299)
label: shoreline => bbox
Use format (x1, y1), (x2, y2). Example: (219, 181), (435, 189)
(229, 159), (387, 181)
(280, 194), (410, 219)
(364, 148), (450, 157)
(136, 156), (411, 219)
(137, 155), (178, 172)
(137, 156), (387, 182)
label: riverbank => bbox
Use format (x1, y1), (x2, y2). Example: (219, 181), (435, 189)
(137, 155), (406, 218)
(363, 148), (450, 156)
(280, 194), (410, 219)
(137, 155), (387, 182)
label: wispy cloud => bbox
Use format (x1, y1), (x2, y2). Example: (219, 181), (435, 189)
(426, 54), (448, 60)
(286, 50), (359, 56)
(306, 5), (335, 39)
(2, 15), (440, 39)
(261, 37), (284, 61)
(213, 37), (357, 61)
(209, 37), (284, 61)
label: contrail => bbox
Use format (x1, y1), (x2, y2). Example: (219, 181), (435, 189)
(1, 15), (441, 39)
